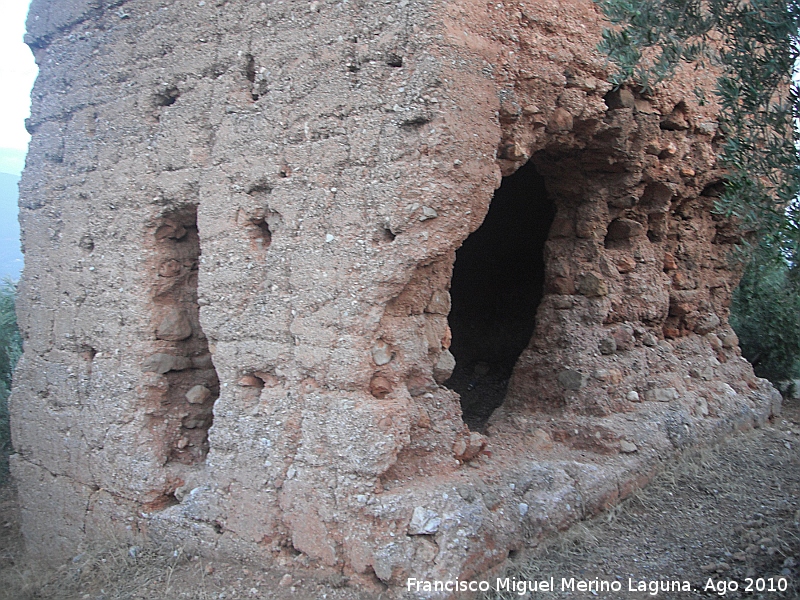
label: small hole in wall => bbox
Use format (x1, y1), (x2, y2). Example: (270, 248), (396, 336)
(240, 373), (266, 389)
(647, 213), (667, 243)
(154, 86), (180, 107)
(245, 54), (259, 101)
(604, 218), (644, 250)
(245, 54), (256, 83)
(386, 54), (403, 68)
(446, 161), (555, 429)
(701, 180), (725, 198)
(81, 345), (97, 376)
(245, 217), (273, 251)
(254, 219), (272, 248)
(246, 181), (272, 196)
(603, 87), (634, 111)
(660, 101), (690, 131)
(144, 491), (180, 512)
(381, 226), (396, 242)
(371, 225), (396, 245)
(79, 235), (94, 252)
(244, 54), (261, 101)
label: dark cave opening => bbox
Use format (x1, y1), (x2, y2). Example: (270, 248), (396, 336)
(445, 161), (555, 429)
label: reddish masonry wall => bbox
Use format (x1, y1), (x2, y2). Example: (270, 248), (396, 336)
(12, 0), (779, 595)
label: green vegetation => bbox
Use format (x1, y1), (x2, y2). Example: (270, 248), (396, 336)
(731, 243), (800, 382)
(597, 0), (800, 244)
(0, 279), (21, 482)
(596, 0), (800, 383)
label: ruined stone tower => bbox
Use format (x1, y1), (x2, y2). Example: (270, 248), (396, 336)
(11, 0), (779, 593)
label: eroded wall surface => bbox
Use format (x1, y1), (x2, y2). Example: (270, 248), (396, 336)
(12, 0), (780, 594)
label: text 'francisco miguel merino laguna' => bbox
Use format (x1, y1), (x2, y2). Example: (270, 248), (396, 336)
(406, 576), (694, 595)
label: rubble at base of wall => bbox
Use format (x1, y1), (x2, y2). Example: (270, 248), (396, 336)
(141, 372), (779, 596)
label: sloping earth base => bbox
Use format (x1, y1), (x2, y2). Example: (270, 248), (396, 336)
(483, 400), (800, 600)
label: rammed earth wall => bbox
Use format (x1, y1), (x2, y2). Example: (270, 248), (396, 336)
(11, 0), (780, 595)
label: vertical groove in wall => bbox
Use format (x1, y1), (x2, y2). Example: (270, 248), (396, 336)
(144, 205), (219, 466)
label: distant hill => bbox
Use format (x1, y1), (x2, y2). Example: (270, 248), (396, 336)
(0, 173), (22, 281)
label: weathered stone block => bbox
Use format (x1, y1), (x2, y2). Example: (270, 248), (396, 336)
(142, 353), (192, 374)
(185, 384), (211, 404)
(606, 218), (644, 242)
(577, 273), (608, 297)
(155, 307), (193, 341)
(557, 369), (588, 390)
(646, 387), (680, 402)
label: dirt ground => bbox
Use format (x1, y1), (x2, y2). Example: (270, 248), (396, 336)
(1, 400), (798, 600)
(485, 400), (800, 600)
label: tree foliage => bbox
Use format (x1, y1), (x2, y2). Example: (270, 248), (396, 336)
(598, 0), (800, 243)
(0, 279), (21, 481)
(597, 0), (800, 382)
(731, 242), (800, 381)
(0, 280), (21, 393)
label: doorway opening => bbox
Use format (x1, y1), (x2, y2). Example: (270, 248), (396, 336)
(445, 161), (555, 429)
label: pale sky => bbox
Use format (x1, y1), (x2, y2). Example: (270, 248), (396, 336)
(0, 0), (38, 175)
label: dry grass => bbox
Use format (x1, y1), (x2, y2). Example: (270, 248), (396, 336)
(0, 535), (210, 600)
